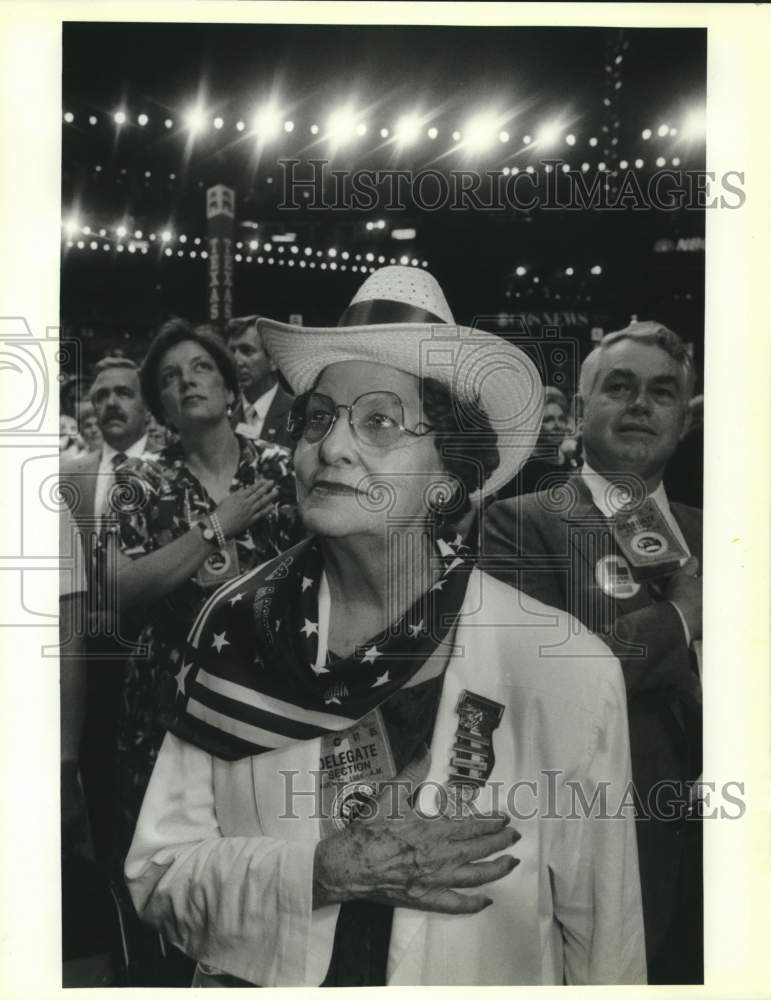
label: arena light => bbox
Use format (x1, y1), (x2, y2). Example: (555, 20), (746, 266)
(252, 104), (282, 139)
(588, 136), (598, 147)
(565, 267), (574, 276)
(498, 130), (510, 143)
(656, 156), (666, 167)
(566, 133), (576, 146)
(682, 107), (706, 140)
(164, 118), (173, 129)
(391, 228), (417, 241)
(113, 109), (127, 125)
(515, 266), (527, 277)
(590, 265), (603, 275)
(116, 225), (127, 238)
(327, 107), (358, 145)
(536, 120), (562, 147)
(380, 127), (389, 138)
(461, 113), (498, 152)
(63, 111), (74, 124)
(284, 120), (295, 133)
(635, 158), (644, 168)
(88, 115), (97, 126)
(619, 159), (629, 169)
(161, 229), (172, 242)
(236, 120), (245, 131)
(63, 216), (80, 238)
(522, 134), (531, 145)
(452, 130), (462, 142)
(137, 113), (149, 127)
(213, 116), (224, 130)
(184, 105), (207, 134)
(395, 113), (422, 145)
(355, 122), (367, 136)
(427, 126), (438, 140)
(672, 156), (681, 167)
(657, 124), (670, 137)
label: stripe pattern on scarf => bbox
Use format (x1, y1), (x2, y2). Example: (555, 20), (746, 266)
(170, 535), (472, 760)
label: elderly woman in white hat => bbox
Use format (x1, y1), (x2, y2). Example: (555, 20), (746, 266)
(124, 268), (645, 986)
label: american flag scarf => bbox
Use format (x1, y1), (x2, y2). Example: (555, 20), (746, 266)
(170, 535), (473, 760)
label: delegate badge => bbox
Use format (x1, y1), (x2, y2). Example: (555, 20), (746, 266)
(595, 553), (642, 599)
(448, 691), (505, 808)
(318, 709), (397, 837)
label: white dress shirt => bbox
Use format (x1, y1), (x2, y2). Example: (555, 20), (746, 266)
(94, 434), (148, 528)
(240, 383), (279, 440)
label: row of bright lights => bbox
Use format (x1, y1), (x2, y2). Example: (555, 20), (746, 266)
(62, 219), (196, 243)
(62, 238), (425, 273)
(64, 240), (208, 258)
(513, 265), (603, 279)
(62, 105), (706, 150)
(62, 220), (429, 270)
(501, 155), (682, 175)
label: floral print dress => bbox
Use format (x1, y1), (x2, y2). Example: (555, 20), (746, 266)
(111, 434), (302, 861)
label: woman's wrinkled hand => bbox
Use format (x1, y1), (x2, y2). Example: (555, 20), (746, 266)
(313, 749), (520, 914)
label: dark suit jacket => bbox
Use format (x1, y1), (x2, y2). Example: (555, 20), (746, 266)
(229, 385), (295, 450)
(60, 450), (101, 538)
(478, 475), (702, 966)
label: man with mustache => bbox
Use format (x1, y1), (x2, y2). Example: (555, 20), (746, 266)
(60, 356), (149, 866)
(479, 322), (703, 985)
(225, 315), (294, 448)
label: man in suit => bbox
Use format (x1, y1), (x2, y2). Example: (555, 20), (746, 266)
(225, 315), (294, 448)
(62, 357), (149, 534)
(479, 321), (703, 984)
(60, 356), (149, 865)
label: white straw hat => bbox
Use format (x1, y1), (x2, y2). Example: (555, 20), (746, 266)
(258, 266), (544, 498)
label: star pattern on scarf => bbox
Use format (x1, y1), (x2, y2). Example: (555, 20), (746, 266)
(430, 578), (447, 592)
(300, 618), (319, 638)
(408, 620), (425, 638)
(175, 661), (193, 696)
(362, 645), (382, 665)
(301, 576), (314, 592)
(211, 631), (230, 653)
(228, 592), (246, 607)
(371, 670), (390, 688)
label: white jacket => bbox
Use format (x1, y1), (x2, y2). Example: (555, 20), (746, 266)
(125, 570), (646, 985)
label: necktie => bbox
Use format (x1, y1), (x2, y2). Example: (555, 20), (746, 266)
(101, 452), (128, 522)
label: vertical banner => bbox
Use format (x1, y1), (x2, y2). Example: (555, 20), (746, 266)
(206, 185), (235, 328)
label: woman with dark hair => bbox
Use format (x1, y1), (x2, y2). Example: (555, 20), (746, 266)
(124, 271), (645, 986)
(108, 318), (301, 864)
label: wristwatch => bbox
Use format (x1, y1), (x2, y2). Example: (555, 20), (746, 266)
(196, 518), (218, 547)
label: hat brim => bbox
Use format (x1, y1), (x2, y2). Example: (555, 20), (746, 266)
(258, 316), (544, 500)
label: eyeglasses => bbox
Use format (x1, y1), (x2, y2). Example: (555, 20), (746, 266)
(288, 391), (434, 450)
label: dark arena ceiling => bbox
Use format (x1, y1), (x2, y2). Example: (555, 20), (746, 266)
(61, 21), (707, 385)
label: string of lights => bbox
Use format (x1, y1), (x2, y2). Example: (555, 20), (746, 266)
(61, 103), (706, 156)
(61, 219), (430, 274)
